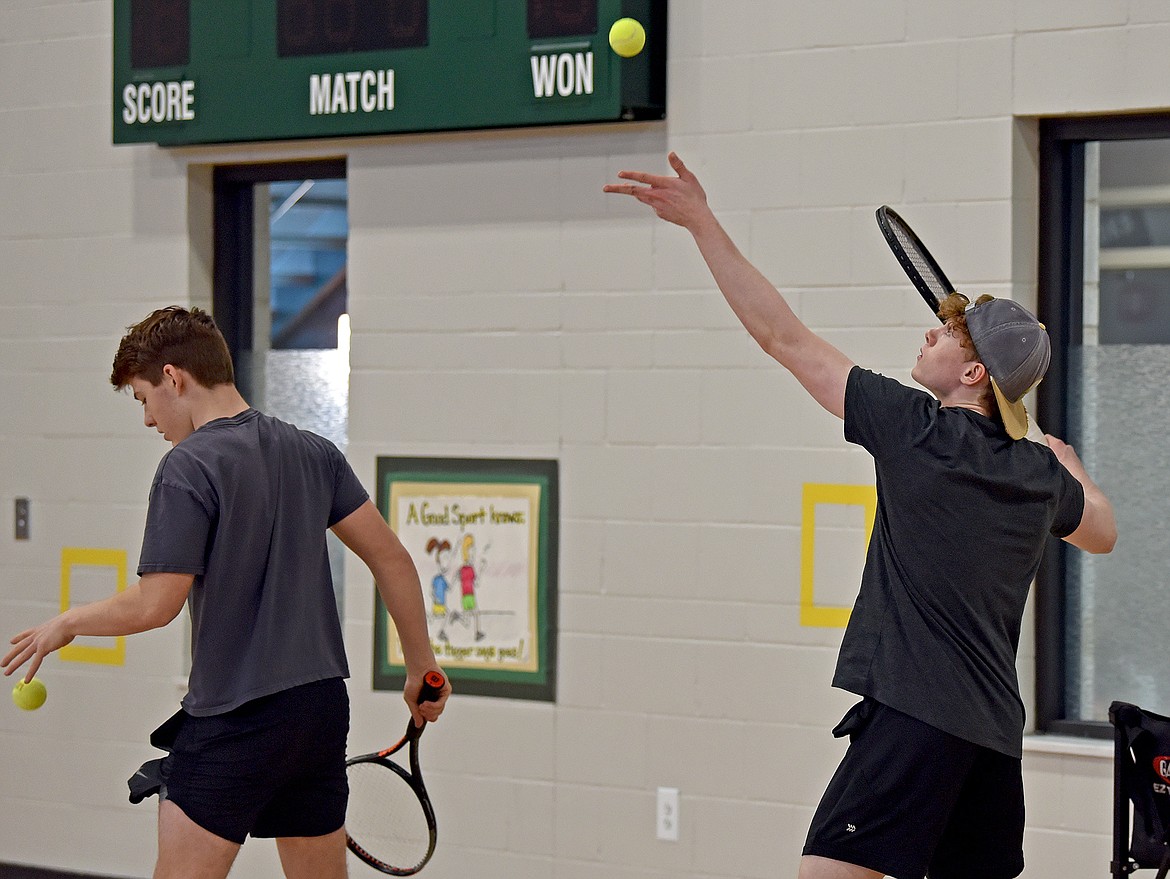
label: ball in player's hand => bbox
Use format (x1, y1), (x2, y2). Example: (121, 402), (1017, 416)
(608, 18), (646, 58)
(12, 678), (47, 711)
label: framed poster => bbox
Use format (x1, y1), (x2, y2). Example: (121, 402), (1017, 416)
(374, 456), (558, 701)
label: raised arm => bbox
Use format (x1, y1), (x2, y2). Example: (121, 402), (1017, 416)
(1045, 436), (1117, 554)
(331, 499), (451, 724)
(604, 152), (854, 419)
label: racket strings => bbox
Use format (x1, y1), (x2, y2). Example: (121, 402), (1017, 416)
(347, 760), (432, 872)
(891, 222), (951, 301)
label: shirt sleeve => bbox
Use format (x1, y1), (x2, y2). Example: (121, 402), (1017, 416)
(138, 478), (213, 575)
(328, 452), (370, 527)
(844, 366), (939, 460)
(1049, 463), (1087, 539)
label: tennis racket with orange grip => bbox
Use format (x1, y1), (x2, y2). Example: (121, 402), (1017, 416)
(346, 670), (446, 875)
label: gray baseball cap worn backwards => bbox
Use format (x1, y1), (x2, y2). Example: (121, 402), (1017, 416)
(964, 298), (1051, 441)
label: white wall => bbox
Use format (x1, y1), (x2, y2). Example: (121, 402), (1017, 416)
(4, 1), (1162, 876)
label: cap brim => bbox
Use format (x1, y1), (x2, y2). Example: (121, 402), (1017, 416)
(990, 378), (1029, 440)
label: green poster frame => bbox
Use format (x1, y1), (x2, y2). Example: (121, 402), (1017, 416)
(373, 456), (558, 701)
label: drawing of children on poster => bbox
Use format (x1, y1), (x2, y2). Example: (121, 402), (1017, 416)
(388, 480), (542, 675)
(426, 537), (454, 642)
(458, 534), (486, 641)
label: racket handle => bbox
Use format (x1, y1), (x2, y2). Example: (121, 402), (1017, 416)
(419, 670), (446, 705)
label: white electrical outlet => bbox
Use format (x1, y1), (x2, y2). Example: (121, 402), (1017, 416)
(656, 787), (680, 841)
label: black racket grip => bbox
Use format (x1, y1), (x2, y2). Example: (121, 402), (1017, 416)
(418, 670), (446, 706)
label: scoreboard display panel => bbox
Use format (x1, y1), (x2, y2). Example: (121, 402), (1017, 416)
(113, 0), (666, 146)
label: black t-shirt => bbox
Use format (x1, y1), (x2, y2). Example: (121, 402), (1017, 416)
(138, 408), (369, 716)
(836, 367), (1084, 757)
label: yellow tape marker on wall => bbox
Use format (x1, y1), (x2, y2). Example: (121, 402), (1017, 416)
(800, 484), (877, 628)
(59, 548), (127, 666)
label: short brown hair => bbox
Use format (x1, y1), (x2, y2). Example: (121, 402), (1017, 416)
(110, 306), (235, 390)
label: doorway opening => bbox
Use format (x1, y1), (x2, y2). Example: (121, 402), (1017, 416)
(213, 160), (350, 615)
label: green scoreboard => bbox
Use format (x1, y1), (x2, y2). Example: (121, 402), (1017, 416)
(112, 0), (667, 146)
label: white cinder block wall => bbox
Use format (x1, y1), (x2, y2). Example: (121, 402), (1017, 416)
(1, 1), (1156, 876)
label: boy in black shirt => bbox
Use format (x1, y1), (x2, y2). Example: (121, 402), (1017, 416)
(606, 154), (1116, 879)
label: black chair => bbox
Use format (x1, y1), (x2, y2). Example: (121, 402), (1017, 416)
(1110, 701), (1170, 878)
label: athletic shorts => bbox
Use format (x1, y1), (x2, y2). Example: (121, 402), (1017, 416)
(803, 698), (1025, 879)
(157, 677), (350, 845)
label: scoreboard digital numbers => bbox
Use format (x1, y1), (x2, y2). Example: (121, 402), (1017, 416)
(113, 0), (666, 146)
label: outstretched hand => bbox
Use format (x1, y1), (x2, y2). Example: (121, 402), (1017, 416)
(603, 151), (713, 230)
(3, 614), (75, 684)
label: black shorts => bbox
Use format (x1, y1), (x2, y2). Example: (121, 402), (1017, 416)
(803, 698), (1025, 879)
(157, 677), (350, 845)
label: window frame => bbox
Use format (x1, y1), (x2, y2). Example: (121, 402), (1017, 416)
(1035, 113), (1170, 737)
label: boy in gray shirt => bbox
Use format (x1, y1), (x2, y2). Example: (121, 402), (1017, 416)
(4, 306), (448, 878)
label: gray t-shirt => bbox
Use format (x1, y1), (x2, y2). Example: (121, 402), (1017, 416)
(835, 367), (1084, 757)
(138, 408), (368, 716)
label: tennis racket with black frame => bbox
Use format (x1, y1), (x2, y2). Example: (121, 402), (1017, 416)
(875, 205), (955, 322)
(346, 669), (446, 875)
(875, 204), (1048, 444)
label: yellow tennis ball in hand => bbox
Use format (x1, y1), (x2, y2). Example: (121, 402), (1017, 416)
(12, 678), (47, 711)
(609, 18), (646, 58)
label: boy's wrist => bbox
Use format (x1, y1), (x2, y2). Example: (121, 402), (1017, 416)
(58, 607), (80, 639)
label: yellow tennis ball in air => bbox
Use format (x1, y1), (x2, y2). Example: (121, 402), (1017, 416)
(12, 678), (47, 711)
(609, 18), (646, 58)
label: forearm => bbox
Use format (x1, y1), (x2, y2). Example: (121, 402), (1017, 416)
(373, 551), (438, 671)
(328, 500), (450, 721)
(4, 574), (188, 681)
(604, 153), (851, 417)
(689, 214), (806, 361)
(1051, 440), (1118, 553)
(1081, 479), (1118, 552)
(62, 578), (183, 637)
(606, 153), (806, 358)
(1078, 470), (1109, 510)
(332, 500), (439, 671)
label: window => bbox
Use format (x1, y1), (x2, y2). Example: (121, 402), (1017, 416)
(1037, 116), (1170, 736)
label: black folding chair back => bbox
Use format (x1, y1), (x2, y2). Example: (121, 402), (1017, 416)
(1111, 701), (1170, 878)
